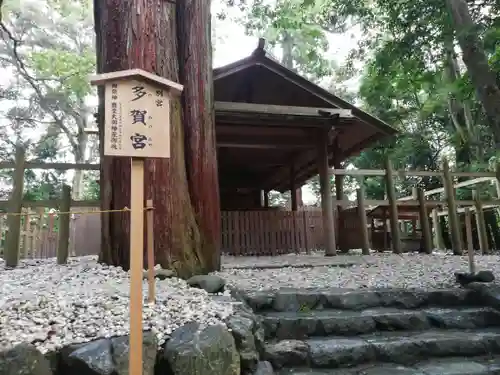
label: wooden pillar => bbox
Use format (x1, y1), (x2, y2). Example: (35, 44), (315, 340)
(333, 150), (345, 252)
(295, 188), (303, 208)
(263, 190), (269, 208)
(473, 190), (489, 254)
(290, 164), (298, 211)
(417, 188), (432, 254)
(431, 209), (444, 250)
(57, 184), (71, 265)
(384, 157), (401, 254)
(317, 133), (336, 256)
(411, 187), (418, 236)
(356, 180), (370, 255)
(4, 145), (26, 268)
(442, 159), (462, 255)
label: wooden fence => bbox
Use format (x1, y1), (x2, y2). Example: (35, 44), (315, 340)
(0, 146), (100, 266)
(0, 207), (100, 259)
(221, 209), (326, 255)
(1, 144), (500, 261)
(329, 159), (500, 255)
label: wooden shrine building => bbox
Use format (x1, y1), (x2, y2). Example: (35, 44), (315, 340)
(213, 40), (398, 256)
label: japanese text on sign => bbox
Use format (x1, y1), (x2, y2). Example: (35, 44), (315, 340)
(103, 79), (170, 158)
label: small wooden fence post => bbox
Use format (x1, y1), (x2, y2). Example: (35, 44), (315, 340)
(4, 145), (26, 268)
(473, 190), (489, 255)
(384, 157), (401, 254)
(417, 188), (433, 254)
(431, 209), (444, 250)
(356, 180), (370, 255)
(146, 199), (155, 303)
(442, 159), (462, 255)
(57, 184), (71, 264)
(464, 207), (475, 273)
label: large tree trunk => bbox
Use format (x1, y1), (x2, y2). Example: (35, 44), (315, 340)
(94, 0), (211, 277)
(446, 0), (500, 148)
(177, 0), (221, 271)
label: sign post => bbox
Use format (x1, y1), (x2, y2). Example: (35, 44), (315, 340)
(90, 69), (183, 375)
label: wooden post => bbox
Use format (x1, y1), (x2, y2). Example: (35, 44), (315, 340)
(89, 71), (182, 375)
(302, 210), (309, 254)
(57, 184), (71, 265)
(263, 190), (269, 208)
(34, 207), (45, 257)
(356, 181), (370, 255)
(417, 188), (432, 254)
(431, 209), (444, 250)
(494, 165), (500, 217)
(317, 133), (336, 256)
(290, 164), (297, 211)
(464, 207), (474, 273)
(384, 157), (401, 254)
(146, 199), (155, 303)
(442, 159), (462, 255)
(21, 208), (29, 259)
(130, 158), (145, 375)
(411, 187), (418, 236)
(382, 209), (388, 251)
(4, 145), (26, 268)
(333, 152), (345, 253)
(473, 190), (489, 254)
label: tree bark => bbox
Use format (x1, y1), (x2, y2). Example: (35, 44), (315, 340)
(177, 0), (221, 271)
(94, 0), (210, 277)
(446, 0), (500, 147)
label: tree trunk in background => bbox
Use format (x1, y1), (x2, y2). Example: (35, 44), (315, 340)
(177, 0), (221, 271)
(94, 0), (212, 277)
(446, 0), (500, 148)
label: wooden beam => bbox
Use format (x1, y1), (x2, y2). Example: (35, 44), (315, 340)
(0, 199), (100, 209)
(216, 115), (340, 128)
(0, 161), (100, 171)
(398, 176), (496, 200)
(215, 101), (352, 118)
(332, 198), (500, 208)
(217, 135), (314, 149)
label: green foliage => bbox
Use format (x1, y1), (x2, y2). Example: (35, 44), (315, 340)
(0, 0), (97, 200)
(29, 47), (95, 100)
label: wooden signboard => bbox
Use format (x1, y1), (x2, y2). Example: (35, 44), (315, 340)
(90, 69), (183, 375)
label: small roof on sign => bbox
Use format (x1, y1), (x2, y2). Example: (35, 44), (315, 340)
(89, 69), (183, 95)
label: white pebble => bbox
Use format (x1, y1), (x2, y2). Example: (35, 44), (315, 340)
(215, 251), (500, 291)
(0, 256), (234, 353)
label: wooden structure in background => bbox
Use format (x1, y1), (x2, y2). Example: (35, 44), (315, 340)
(335, 165), (500, 254)
(1, 162), (499, 259)
(213, 40), (398, 255)
(2, 41), (499, 259)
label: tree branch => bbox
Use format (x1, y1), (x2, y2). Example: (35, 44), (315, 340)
(0, 21), (79, 150)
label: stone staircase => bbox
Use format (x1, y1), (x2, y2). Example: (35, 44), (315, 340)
(243, 287), (500, 375)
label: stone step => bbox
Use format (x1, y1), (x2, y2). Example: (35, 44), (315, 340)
(261, 307), (500, 339)
(263, 329), (500, 369)
(242, 287), (479, 313)
(277, 356), (500, 374)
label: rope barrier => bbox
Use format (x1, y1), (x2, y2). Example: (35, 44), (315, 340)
(0, 206), (155, 217)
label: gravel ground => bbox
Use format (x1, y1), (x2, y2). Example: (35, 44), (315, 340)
(216, 252), (499, 291)
(0, 256), (234, 353)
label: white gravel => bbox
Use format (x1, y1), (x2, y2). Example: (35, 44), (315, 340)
(216, 252), (500, 291)
(0, 256), (234, 353)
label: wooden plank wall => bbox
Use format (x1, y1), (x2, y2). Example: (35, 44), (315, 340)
(221, 210), (325, 255)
